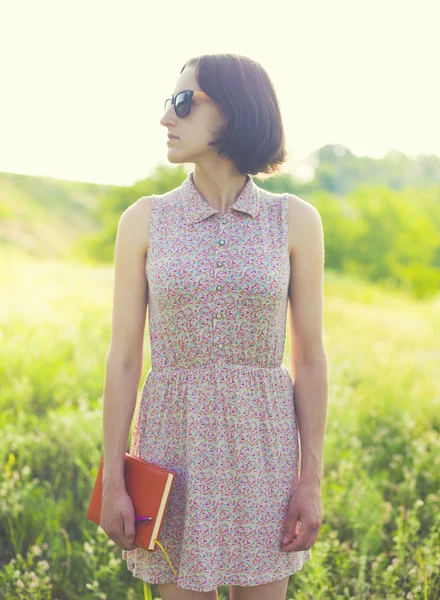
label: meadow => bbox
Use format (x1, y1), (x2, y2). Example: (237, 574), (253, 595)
(0, 256), (439, 599)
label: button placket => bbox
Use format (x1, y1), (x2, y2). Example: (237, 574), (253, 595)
(214, 212), (228, 353)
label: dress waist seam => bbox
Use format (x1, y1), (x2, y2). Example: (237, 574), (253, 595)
(149, 362), (288, 375)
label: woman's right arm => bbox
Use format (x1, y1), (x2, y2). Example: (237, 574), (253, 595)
(100, 196), (152, 549)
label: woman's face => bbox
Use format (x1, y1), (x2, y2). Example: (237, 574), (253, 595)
(160, 65), (226, 165)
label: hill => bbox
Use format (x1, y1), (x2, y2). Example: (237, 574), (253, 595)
(0, 171), (121, 260)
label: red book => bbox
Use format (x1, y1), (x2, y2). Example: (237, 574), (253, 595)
(86, 453), (176, 556)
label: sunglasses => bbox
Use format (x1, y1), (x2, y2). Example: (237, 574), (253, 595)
(164, 89), (211, 118)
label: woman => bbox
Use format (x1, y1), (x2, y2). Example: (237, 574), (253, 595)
(100, 53), (327, 600)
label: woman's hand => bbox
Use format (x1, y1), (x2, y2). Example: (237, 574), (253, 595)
(100, 485), (138, 551)
(279, 480), (323, 552)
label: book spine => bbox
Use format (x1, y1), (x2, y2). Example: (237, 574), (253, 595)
(149, 473), (174, 549)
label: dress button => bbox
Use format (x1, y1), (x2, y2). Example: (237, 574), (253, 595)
(216, 312), (223, 319)
(219, 239), (225, 245)
(216, 284), (222, 291)
(217, 261), (223, 267)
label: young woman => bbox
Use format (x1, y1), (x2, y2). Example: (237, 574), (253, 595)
(100, 53), (327, 600)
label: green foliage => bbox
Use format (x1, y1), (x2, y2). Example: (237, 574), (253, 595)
(2, 151), (440, 299)
(311, 184), (440, 298)
(0, 259), (439, 599)
(0, 541), (55, 599)
(310, 144), (440, 193)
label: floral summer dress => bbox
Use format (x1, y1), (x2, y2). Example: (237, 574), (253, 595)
(121, 171), (312, 592)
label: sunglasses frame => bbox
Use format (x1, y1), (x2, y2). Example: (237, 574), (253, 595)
(164, 89), (211, 118)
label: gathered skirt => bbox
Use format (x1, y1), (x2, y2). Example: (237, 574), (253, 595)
(121, 362), (312, 592)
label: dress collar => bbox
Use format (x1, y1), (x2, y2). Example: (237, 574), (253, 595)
(181, 171), (260, 225)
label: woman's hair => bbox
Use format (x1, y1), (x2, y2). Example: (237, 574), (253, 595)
(181, 53), (288, 178)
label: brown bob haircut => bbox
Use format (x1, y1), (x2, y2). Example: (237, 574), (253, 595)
(181, 53), (288, 178)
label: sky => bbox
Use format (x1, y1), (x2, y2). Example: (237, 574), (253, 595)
(0, 0), (439, 186)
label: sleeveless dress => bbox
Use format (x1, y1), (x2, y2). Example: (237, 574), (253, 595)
(121, 171), (312, 592)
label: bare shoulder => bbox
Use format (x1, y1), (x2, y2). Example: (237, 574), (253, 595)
(286, 193), (324, 258)
(120, 195), (153, 255)
(109, 196), (153, 365)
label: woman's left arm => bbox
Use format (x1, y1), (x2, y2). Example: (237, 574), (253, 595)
(281, 194), (328, 553)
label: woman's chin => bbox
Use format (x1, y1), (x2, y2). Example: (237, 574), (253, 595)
(166, 153), (185, 164)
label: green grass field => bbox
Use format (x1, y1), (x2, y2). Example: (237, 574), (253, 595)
(0, 257), (439, 599)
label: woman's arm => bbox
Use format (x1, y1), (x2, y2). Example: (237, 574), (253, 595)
(102, 196), (152, 492)
(287, 194), (328, 486)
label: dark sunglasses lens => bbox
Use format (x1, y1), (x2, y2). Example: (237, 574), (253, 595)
(175, 92), (190, 117)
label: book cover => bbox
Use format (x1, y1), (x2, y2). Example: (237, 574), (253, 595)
(86, 452), (176, 551)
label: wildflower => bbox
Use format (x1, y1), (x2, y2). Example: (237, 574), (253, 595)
(30, 545), (42, 556)
(37, 560), (50, 571)
(84, 541), (93, 554)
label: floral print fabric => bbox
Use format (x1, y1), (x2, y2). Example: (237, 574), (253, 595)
(121, 172), (312, 592)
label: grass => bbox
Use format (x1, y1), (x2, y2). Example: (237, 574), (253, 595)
(0, 257), (439, 599)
